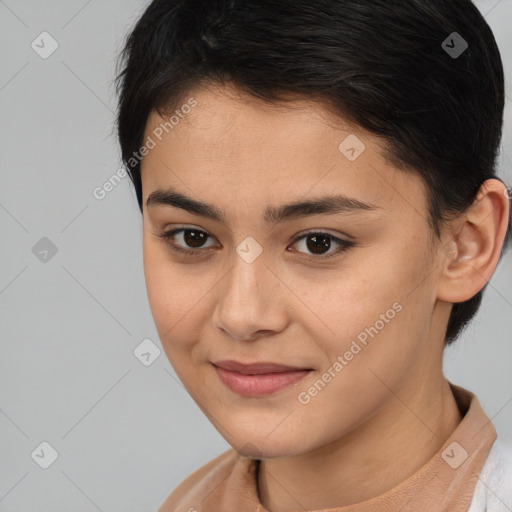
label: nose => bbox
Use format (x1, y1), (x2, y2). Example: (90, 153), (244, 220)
(211, 252), (289, 341)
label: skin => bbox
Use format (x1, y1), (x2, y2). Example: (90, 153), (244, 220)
(140, 81), (510, 511)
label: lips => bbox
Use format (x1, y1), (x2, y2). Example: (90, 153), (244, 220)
(211, 360), (314, 397)
(212, 359), (312, 374)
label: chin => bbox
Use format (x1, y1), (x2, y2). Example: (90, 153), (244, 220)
(231, 438), (304, 460)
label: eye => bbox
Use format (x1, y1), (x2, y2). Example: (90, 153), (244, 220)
(155, 227), (354, 260)
(156, 227), (218, 256)
(289, 230), (354, 260)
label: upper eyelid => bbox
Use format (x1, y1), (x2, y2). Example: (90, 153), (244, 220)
(164, 225), (349, 243)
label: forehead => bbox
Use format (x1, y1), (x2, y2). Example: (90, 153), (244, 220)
(140, 83), (428, 226)
(144, 83), (361, 154)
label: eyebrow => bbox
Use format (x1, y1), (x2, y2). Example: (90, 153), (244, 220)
(146, 187), (380, 225)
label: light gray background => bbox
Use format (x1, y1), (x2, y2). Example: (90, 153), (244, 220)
(0, 1), (511, 511)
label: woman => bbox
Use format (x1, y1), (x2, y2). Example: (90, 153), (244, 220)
(115, 0), (512, 510)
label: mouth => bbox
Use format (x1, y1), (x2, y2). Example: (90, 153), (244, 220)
(211, 360), (314, 397)
(212, 359), (313, 374)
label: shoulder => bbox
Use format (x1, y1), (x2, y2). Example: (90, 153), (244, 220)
(468, 439), (512, 512)
(157, 448), (238, 512)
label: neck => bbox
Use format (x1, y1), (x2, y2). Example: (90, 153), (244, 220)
(257, 374), (463, 512)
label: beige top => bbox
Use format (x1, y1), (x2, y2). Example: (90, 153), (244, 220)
(158, 382), (497, 512)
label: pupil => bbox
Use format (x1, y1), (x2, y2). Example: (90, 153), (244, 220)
(184, 230), (206, 248)
(307, 234), (330, 254)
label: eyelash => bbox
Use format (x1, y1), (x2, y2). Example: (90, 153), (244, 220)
(155, 227), (354, 261)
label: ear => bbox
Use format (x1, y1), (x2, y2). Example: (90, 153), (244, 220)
(436, 178), (510, 303)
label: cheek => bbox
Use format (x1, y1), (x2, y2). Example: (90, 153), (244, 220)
(294, 245), (429, 367)
(143, 238), (186, 332)
(288, 263), (402, 346)
(142, 237), (219, 352)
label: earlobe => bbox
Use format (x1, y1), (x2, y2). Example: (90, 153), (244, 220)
(437, 178), (510, 303)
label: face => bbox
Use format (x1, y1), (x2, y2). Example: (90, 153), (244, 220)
(140, 82), (448, 459)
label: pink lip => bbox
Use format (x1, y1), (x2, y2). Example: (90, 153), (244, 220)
(212, 360), (311, 374)
(212, 360), (313, 397)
